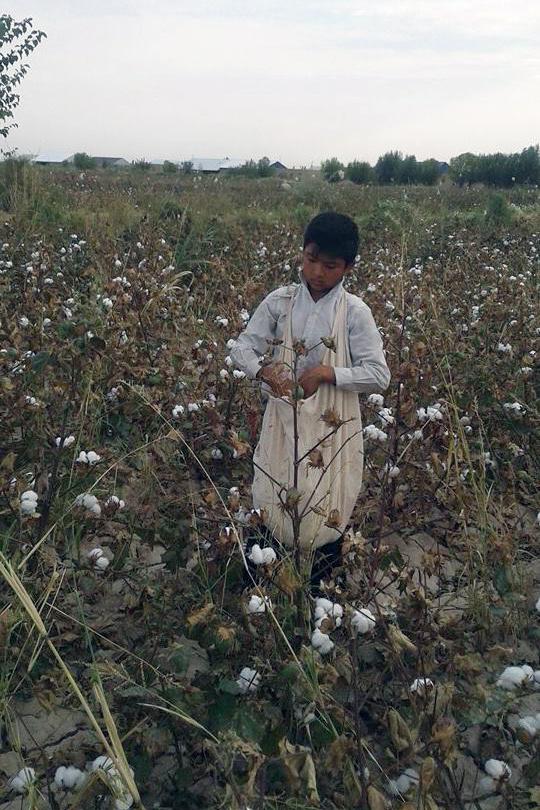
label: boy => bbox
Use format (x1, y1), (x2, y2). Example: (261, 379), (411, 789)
(231, 212), (390, 584)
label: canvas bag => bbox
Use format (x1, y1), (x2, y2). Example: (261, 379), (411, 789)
(252, 286), (364, 550)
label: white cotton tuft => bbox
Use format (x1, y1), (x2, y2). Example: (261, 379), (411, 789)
(75, 493), (101, 516)
(247, 595), (271, 614)
(314, 598), (343, 628)
(351, 608), (376, 635)
(236, 666), (261, 693)
(311, 628), (334, 655)
(20, 490), (39, 515)
(90, 755), (116, 773)
(496, 665), (533, 690)
(54, 765), (85, 789)
(55, 435), (75, 448)
(478, 776), (497, 794)
(536, 596), (540, 613)
(172, 404), (185, 417)
(248, 544), (276, 565)
(106, 495), (125, 510)
(86, 450), (101, 465)
(367, 393), (384, 408)
(9, 767), (36, 793)
(410, 677), (434, 695)
(517, 716), (539, 739)
(211, 448), (223, 460)
(484, 759), (511, 780)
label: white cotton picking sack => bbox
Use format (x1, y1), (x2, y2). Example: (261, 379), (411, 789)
(252, 287), (364, 550)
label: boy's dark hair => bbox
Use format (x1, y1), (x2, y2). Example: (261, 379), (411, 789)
(303, 211), (359, 266)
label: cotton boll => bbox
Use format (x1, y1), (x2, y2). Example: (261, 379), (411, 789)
(261, 547), (277, 564)
(105, 495), (125, 510)
(367, 393), (384, 408)
(410, 677), (434, 695)
(21, 490), (38, 502)
(248, 544), (276, 565)
(517, 716), (538, 742)
(55, 765), (85, 789)
(536, 596), (540, 613)
(55, 435), (76, 448)
(311, 628), (334, 655)
(172, 404), (185, 418)
(76, 451), (89, 464)
(236, 667), (261, 693)
(211, 448), (223, 460)
(187, 403), (199, 413)
(484, 759), (511, 780)
(86, 451), (101, 465)
(9, 767), (36, 793)
(247, 595), (271, 613)
(479, 775), (497, 794)
(90, 755), (116, 774)
(351, 608), (376, 635)
(95, 556), (110, 571)
(496, 665), (533, 690)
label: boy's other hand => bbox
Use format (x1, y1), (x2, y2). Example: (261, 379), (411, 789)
(257, 362), (293, 397)
(298, 365), (336, 398)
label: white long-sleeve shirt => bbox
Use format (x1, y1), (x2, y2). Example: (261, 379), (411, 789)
(230, 273), (391, 394)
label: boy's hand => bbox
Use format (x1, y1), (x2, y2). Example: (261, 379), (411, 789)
(257, 362), (293, 397)
(298, 365), (335, 398)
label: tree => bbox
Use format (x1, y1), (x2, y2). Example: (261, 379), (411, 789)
(73, 152), (96, 170)
(345, 160), (373, 184)
(399, 154), (418, 184)
(321, 157), (345, 183)
(374, 151), (402, 184)
(162, 160), (178, 174)
(133, 158), (151, 171)
(0, 15), (46, 139)
(257, 156), (274, 177)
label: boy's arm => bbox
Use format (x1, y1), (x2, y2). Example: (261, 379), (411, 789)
(229, 292), (278, 379)
(332, 301), (391, 394)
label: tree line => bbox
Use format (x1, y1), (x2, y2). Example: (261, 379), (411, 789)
(322, 145), (540, 187)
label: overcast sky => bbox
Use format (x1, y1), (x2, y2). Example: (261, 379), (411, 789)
(7, 0), (540, 166)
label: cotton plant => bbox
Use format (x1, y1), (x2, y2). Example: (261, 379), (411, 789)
(496, 664), (535, 690)
(75, 493), (101, 516)
(20, 490), (39, 516)
(311, 627), (334, 655)
(515, 712), (540, 744)
(55, 435), (76, 448)
(8, 767), (37, 793)
(88, 755), (135, 809)
(351, 607), (376, 635)
(105, 495), (125, 510)
(478, 759), (511, 794)
(247, 594), (272, 614)
(76, 450), (102, 465)
(409, 677), (435, 696)
(314, 597), (343, 629)
(363, 424), (388, 443)
(54, 765), (86, 789)
(248, 544), (277, 565)
(87, 547), (110, 572)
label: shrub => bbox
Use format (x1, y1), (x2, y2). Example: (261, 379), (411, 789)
(321, 157), (345, 183)
(345, 160), (374, 185)
(73, 152), (96, 170)
(162, 160), (178, 174)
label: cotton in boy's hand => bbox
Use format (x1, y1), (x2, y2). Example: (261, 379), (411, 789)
(256, 362), (293, 397)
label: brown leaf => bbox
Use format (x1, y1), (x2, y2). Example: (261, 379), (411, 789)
(325, 508), (341, 529)
(186, 603), (215, 629)
(320, 407), (344, 429)
(367, 785), (387, 810)
(308, 449), (324, 469)
(279, 738), (319, 805)
(387, 708), (415, 754)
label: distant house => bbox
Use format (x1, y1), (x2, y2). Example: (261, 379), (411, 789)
(32, 153), (68, 165)
(270, 161), (288, 175)
(187, 157), (246, 174)
(65, 155), (130, 168)
(437, 161), (450, 174)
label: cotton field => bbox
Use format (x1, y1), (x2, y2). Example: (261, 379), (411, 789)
(0, 169), (539, 809)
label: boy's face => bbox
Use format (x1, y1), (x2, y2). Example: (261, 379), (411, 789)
(302, 243), (349, 296)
